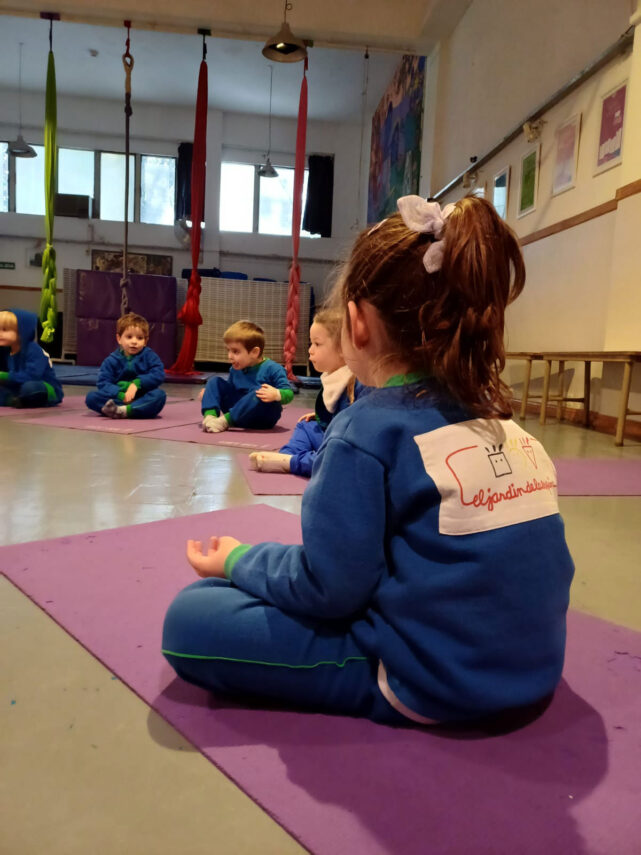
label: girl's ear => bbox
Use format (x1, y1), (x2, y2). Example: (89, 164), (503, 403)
(347, 300), (370, 350)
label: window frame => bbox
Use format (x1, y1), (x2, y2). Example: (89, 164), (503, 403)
(220, 157), (317, 238)
(1, 143), (176, 225)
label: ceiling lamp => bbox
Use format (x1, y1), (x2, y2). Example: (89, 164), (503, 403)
(8, 43), (37, 158)
(258, 66), (279, 178)
(262, 1), (307, 63)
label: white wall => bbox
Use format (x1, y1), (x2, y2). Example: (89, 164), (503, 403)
(421, 0), (641, 424)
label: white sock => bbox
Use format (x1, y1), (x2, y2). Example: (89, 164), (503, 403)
(101, 399), (128, 419)
(249, 452), (292, 473)
(202, 413), (229, 433)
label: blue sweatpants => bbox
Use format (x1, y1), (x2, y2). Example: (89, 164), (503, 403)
(85, 387), (166, 418)
(201, 376), (282, 429)
(0, 380), (61, 408)
(280, 418), (325, 477)
(162, 578), (406, 725)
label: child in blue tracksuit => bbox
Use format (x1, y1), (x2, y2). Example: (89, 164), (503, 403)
(0, 309), (63, 407)
(200, 320), (293, 433)
(163, 195), (575, 727)
(85, 312), (166, 419)
(248, 308), (362, 476)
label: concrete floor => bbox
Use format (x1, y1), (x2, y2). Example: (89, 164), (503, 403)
(2, 384), (640, 854)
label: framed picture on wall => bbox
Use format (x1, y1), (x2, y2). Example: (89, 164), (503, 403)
(552, 114), (581, 196)
(594, 81), (627, 175)
(517, 145), (539, 218)
(492, 166), (510, 218)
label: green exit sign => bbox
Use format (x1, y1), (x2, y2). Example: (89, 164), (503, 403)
(0, 261), (16, 270)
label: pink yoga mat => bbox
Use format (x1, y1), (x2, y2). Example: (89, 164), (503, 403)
(236, 451), (308, 495)
(10, 398), (199, 434)
(137, 406), (309, 450)
(555, 458), (641, 496)
(2, 505), (640, 855)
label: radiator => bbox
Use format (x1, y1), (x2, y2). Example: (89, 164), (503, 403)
(194, 277), (312, 366)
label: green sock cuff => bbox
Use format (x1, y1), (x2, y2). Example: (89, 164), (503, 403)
(204, 408), (219, 417)
(0, 371), (8, 381)
(126, 404), (133, 416)
(44, 381), (57, 402)
(224, 412), (233, 426)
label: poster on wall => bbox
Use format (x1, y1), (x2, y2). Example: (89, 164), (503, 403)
(367, 55), (426, 223)
(552, 114), (581, 196)
(91, 250), (173, 276)
(492, 167), (510, 218)
(595, 82), (626, 175)
(518, 145), (539, 218)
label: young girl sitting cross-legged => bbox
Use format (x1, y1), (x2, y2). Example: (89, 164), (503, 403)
(249, 307), (364, 476)
(162, 194), (574, 728)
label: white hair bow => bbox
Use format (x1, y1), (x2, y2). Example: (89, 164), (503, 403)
(397, 195), (455, 273)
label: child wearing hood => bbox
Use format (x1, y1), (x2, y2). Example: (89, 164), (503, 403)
(0, 309), (63, 408)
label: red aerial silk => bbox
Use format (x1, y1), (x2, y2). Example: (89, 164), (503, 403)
(169, 58), (208, 374)
(282, 58), (308, 383)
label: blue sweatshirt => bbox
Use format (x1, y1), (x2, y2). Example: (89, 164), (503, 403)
(96, 346), (165, 400)
(229, 359), (292, 397)
(1, 309), (63, 401)
(225, 377), (575, 722)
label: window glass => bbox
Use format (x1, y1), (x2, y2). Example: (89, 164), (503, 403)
(99, 152), (135, 221)
(0, 143), (8, 212)
(140, 155), (176, 225)
(58, 148), (94, 199)
(219, 162), (254, 232)
(258, 167), (314, 237)
(15, 145), (45, 215)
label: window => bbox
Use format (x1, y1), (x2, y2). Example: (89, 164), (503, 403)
(220, 161), (316, 237)
(58, 148), (94, 199)
(98, 152), (135, 221)
(140, 155), (176, 225)
(15, 145), (45, 215)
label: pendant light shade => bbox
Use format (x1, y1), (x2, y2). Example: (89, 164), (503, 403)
(259, 66), (278, 178)
(9, 43), (37, 158)
(258, 157), (278, 178)
(262, 3), (307, 63)
(8, 133), (37, 158)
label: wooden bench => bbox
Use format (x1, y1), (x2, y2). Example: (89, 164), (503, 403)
(506, 351), (641, 445)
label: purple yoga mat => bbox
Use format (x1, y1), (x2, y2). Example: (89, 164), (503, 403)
(10, 398), (199, 434)
(237, 451), (308, 495)
(555, 458), (641, 496)
(2, 504), (640, 855)
(0, 396), (87, 418)
(137, 406), (308, 450)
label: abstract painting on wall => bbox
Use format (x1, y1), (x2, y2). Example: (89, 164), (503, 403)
(367, 55), (426, 224)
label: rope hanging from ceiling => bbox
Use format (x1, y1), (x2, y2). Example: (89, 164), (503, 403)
(282, 56), (308, 383)
(39, 16), (58, 343)
(120, 20), (134, 315)
(169, 32), (208, 375)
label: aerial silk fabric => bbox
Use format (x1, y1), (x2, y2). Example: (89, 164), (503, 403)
(283, 58), (308, 382)
(40, 50), (57, 343)
(170, 60), (208, 374)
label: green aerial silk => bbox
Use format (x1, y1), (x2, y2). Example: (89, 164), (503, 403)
(40, 50), (57, 343)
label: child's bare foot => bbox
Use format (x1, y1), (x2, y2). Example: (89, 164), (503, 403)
(202, 413), (229, 433)
(249, 451), (292, 473)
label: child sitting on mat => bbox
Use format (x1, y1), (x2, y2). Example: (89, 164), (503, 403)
(86, 312), (166, 419)
(199, 320), (293, 433)
(163, 194), (575, 727)
(249, 307), (363, 475)
(0, 308), (63, 408)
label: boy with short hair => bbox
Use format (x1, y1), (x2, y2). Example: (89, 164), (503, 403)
(85, 312), (166, 419)
(200, 320), (293, 432)
(0, 308), (63, 407)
